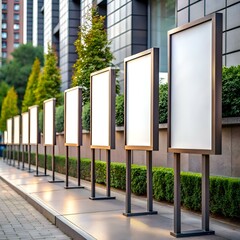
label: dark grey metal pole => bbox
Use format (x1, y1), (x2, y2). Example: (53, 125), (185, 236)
(52, 145), (55, 181)
(22, 145), (25, 169)
(146, 151), (153, 212)
(18, 144), (20, 168)
(106, 149), (111, 197)
(126, 150), (131, 214)
(35, 144), (39, 175)
(28, 145), (31, 172)
(44, 146), (47, 175)
(77, 145), (81, 186)
(65, 146), (69, 187)
(202, 154), (210, 231)
(91, 148), (95, 198)
(174, 153), (181, 234)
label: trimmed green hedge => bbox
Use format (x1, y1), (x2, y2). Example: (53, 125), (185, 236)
(5, 150), (240, 219)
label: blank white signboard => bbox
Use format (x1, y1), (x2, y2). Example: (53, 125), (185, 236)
(44, 100), (54, 145)
(13, 115), (20, 145)
(91, 71), (110, 147)
(29, 106), (38, 145)
(65, 88), (80, 145)
(22, 112), (29, 145)
(7, 118), (12, 144)
(126, 54), (151, 146)
(4, 131), (7, 144)
(171, 21), (212, 150)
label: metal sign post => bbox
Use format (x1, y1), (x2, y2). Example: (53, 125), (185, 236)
(64, 87), (83, 188)
(168, 13), (222, 237)
(89, 67), (116, 200)
(123, 48), (159, 216)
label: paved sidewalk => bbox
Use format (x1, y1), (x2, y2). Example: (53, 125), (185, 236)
(0, 179), (71, 240)
(0, 158), (239, 240)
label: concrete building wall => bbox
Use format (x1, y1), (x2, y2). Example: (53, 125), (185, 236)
(177, 0), (240, 67)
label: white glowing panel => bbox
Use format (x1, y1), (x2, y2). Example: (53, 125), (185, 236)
(91, 71), (110, 147)
(170, 21), (212, 150)
(4, 131), (7, 144)
(44, 99), (55, 145)
(65, 87), (81, 145)
(22, 112), (29, 145)
(7, 118), (12, 144)
(13, 115), (20, 145)
(29, 106), (38, 145)
(126, 54), (151, 146)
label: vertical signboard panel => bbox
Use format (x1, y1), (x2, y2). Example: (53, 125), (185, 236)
(7, 118), (13, 145)
(124, 48), (159, 151)
(29, 105), (39, 145)
(43, 98), (56, 146)
(22, 112), (29, 145)
(168, 13), (222, 154)
(4, 131), (8, 144)
(90, 68), (115, 149)
(13, 115), (21, 145)
(64, 87), (82, 146)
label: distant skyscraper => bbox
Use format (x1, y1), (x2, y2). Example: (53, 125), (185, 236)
(1, 0), (24, 60)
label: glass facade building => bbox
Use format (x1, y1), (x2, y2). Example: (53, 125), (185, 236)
(23, 0), (240, 90)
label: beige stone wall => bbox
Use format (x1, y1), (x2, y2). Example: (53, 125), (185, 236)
(35, 118), (240, 178)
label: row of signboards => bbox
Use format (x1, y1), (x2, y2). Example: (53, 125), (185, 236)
(4, 13), (222, 155)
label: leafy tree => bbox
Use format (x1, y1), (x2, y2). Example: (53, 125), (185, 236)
(222, 65), (240, 117)
(22, 58), (41, 112)
(35, 44), (61, 108)
(0, 43), (43, 108)
(72, 7), (115, 104)
(0, 87), (19, 131)
(0, 81), (10, 114)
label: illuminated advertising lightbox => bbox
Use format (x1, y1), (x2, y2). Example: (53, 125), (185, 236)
(29, 105), (39, 145)
(22, 112), (29, 145)
(90, 67), (115, 149)
(13, 115), (21, 145)
(7, 118), (13, 145)
(64, 87), (82, 146)
(124, 48), (159, 151)
(43, 98), (56, 146)
(168, 13), (222, 154)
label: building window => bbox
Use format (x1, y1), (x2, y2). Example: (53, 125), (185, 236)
(2, 52), (7, 58)
(14, 4), (20, 11)
(2, 13), (7, 20)
(14, 33), (20, 40)
(14, 24), (20, 30)
(2, 32), (7, 39)
(2, 3), (7, 10)
(14, 14), (20, 21)
(2, 23), (7, 29)
(14, 43), (20, 49)
(149, 0), (175, 77)
(2, 42), (7, 49)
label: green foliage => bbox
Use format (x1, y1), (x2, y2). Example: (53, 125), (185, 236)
(0, 43), (43, 108)
(222, 65), (240, 117)
(82, 102), (90, 131)
(159, 83), (168, 123)
(7, 149), (240, 219)
(39, 110), (43, 133)
(22, 58), (41, 112)
(0, 81), (9, 114)
(56, 105), (64, 133)
(72, 7), (115, 104)
(116, 94), (124, 126)
(35, 44), (61, 108)
(0, 87), (19, 130)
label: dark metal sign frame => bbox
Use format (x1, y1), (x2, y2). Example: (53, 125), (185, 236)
(168, 13), (222, 238)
